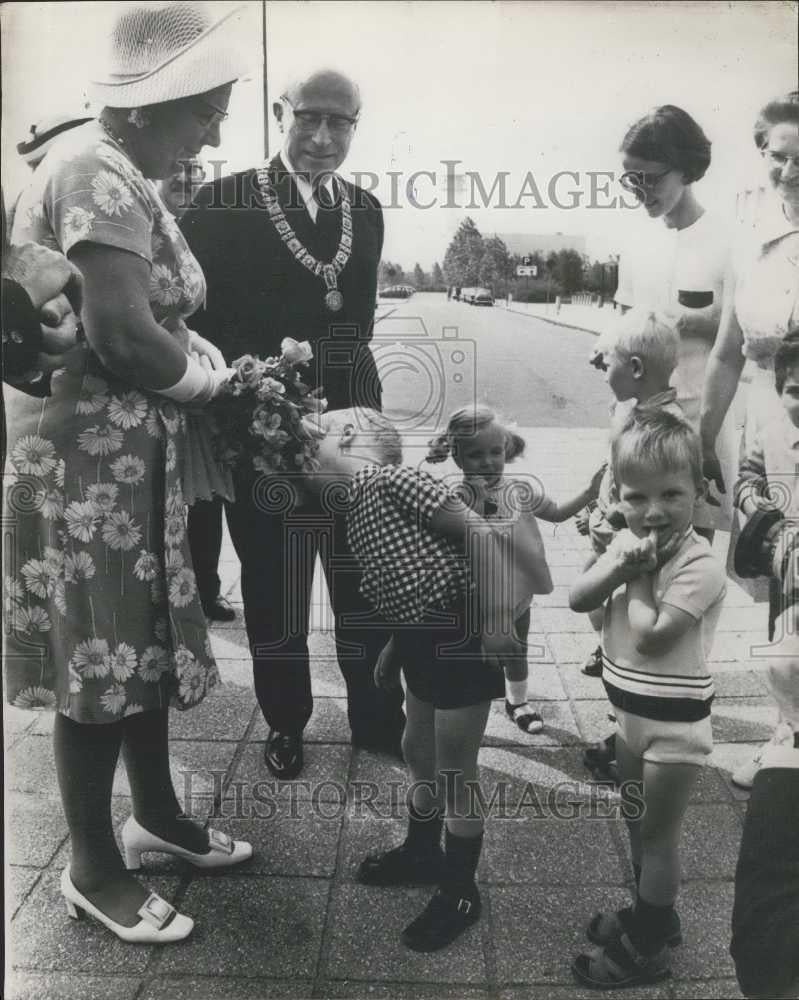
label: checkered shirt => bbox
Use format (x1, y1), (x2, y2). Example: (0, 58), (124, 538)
(347, 464), (470, 623)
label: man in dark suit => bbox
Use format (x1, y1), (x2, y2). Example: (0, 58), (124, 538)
(181, 69), (405, 778)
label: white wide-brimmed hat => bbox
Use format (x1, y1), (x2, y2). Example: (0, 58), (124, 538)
(91, 2), (250, 108)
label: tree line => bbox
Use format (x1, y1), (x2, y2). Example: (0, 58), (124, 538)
(393, 217), (617, 302)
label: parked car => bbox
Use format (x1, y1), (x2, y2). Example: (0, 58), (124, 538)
(470, 287), (494, 306)
(379, 285), (415, 299)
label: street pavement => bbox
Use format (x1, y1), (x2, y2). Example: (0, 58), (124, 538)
(4, 294), (770, 999)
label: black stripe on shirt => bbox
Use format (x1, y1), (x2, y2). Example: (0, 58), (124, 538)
(603, 678), (713, 722)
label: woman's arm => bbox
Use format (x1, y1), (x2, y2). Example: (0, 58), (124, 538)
(69, 243), (190, 389)
(627, 575), (698, 656)
(699, 264), (745, 492)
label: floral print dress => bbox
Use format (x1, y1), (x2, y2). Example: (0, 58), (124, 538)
(4, 121), (230, 721)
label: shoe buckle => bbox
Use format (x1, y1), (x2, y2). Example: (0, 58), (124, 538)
(457, 897), (472, 915)
(138, 892), (175, 929)
(208, 828), (234, 854)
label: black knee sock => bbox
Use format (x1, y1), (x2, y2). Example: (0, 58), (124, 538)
(629, 894), (675, 954)
(406, 804), (443, 853)
(633, 863), (642, 888)
(442, 827), (483, 898)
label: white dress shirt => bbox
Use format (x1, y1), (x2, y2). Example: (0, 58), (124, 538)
(278, 150), (335, 223)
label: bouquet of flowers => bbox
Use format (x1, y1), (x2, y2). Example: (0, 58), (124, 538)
(212, 338), (326, 476)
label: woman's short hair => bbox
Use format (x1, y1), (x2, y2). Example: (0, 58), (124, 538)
(774, 329), (799, 395)
(620, 105), (712, 183)
(612, 408), (704, 490)
(753, 91), (799, 150)
(328, 407), (403, 465)
(425, 404), (526, 464)
(610, 309), (679, 381)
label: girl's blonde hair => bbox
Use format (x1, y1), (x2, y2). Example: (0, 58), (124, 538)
(425, 405), (526, 465)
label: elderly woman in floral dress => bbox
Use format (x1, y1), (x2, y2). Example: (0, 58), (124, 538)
(3, 3), (252, 944)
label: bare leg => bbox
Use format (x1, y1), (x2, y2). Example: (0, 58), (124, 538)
(403, 688), (441, 816)
(616, 734), (644, 872)
(54, 713), (149, 926)
(637, 759), (701, 905)
(435, 700), (491, 838)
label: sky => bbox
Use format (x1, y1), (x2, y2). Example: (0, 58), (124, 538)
(2, 1), (796, 268)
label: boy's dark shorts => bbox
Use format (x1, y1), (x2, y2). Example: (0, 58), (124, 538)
(392, 600), (505, 710)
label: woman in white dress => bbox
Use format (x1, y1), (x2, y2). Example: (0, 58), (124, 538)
(700, 91), (799, 788)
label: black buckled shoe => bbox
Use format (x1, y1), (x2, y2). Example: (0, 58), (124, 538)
(402, 886), (481, 952)
(201, 595), (236, 622)
(264, 732), (303, 780)
(358, 841), (444, 886)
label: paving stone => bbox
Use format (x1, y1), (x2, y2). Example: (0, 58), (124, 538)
(347, 750), (410, 806)
(673, 882), (738, 979)
(168, 687), (258, 741)
(8, 869), (181, 973)
(5, 866), (42, 920)
(492, 884), (631, 984)
(477, 746), (619, 809)
(498, 985), (671, 999)
(321, 883), (487, 983)
(716, 605), (770, 632)
(5, 735), (60, 796)
(115, 739), (239, 804)
(139, 977), (313, 999)
(5, 793), (68, 867)
(250, 696), (353, 743)
(547, 632), (597, 665)
(484, 700), (580, 747)
(536, 607), (595, 633)
(710, 632), (769, 663)
(157, 876), (328, 978)
(570, 700), (618, 744)
(711, 698), (778, 743)
(534, 585), (571, 607)
(549, 565), (582, 587)
(711, 671), (767, 698)
(318, 984), (490, 999)
(209, 627), (252, 660)
(668, 978), (743, 998)
(234, 742), (351, 801)
(338, 814), (415, 884)
(542, 548), (591, 568)
(558, 663), (607, 700)
(710, 744), (761, 801)
(483, 815), (625, 886)
(207, 796), (343, 877)
(524, 663), (568, 701)
(4, 972), (142, 1000)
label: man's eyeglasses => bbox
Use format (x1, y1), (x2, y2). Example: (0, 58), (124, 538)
(763, 149), (799, 170)
(282, 97), (359, 135)
(619, 168), (673, 192)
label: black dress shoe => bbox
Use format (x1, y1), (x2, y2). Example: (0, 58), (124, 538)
(358, 841), (444, 886)
(401, 886), (481, 952)
(201, 595), (236, 622)
(264, 732), (303, 780)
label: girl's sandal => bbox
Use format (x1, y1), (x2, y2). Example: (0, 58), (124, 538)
(587, 907), (682, 949)
(572, 932), (671, 991)
(505, 700), (544, 734)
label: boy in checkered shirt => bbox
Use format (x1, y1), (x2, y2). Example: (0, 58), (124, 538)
(304, 406), (544, 953)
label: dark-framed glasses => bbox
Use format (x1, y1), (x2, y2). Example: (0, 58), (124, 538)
(282, 97), (358, 134)
(619, 168), (673, 192)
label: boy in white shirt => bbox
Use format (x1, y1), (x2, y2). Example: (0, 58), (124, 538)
(570, 409), (726, 989)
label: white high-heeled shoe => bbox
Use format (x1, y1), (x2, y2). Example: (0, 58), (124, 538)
(121, 815), (253, 871)
(60, 868), (193, 944)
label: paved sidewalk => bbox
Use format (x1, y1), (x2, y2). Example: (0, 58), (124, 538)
(499, 299), (620, 338)
(4, 427), (771, 1000)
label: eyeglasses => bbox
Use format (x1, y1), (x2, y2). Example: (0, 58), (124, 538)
(763, 149), (799, 170)
(191, 99), (229, 130)
(281, 97), (358, 135)
(619, 168), (673, 192)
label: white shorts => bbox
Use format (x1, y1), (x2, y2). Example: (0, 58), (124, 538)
(615, 706), (713, 766)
